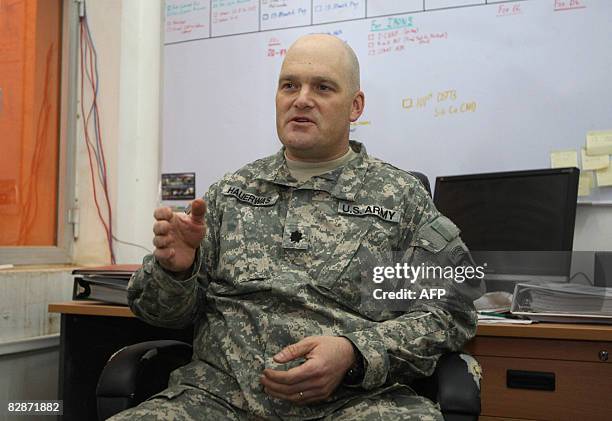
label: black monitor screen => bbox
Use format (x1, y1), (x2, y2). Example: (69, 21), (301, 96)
(433, 168), (579, 282)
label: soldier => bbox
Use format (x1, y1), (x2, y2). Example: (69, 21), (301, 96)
(111, 34), (481, 420)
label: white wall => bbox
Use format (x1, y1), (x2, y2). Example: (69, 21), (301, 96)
(72, 0), (123, 265)
(73, 0), (161, 265)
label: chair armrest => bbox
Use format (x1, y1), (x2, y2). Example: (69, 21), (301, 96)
(435, 352), (481, 419)
(96, 340), (192, 420)
(411, 352), (481, 420)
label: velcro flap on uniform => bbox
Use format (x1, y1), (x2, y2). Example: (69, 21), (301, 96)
(411, 221), (447, 253)
(430, 215), (460, 241)
(222, 186), (278, 206)
(338, 202), (400, 223)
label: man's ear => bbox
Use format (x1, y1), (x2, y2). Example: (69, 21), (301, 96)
(349, 91), (365, 122)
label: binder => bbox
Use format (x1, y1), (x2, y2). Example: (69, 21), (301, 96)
(72, 265), (140, 306)
(511, 282), (612, 324)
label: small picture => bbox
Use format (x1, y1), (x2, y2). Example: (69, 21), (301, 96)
(161, 172), (196, 200)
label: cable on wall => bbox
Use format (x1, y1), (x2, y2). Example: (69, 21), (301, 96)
(78, 0), (152, 263)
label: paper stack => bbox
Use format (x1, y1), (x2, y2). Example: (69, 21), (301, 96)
(511, 282), (612, 324)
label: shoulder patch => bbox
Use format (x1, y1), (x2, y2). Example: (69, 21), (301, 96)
(222, 186), (278, 207)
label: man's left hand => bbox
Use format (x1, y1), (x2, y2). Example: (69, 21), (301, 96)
(260, 336), (357, 405)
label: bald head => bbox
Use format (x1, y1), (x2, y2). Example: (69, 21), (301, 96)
(275, 34), (365, 161)
(283, 34), (360, 94)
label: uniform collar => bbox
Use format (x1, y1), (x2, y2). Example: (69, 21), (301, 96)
(255, 141), (369, 202)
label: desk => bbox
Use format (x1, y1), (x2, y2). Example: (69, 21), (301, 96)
(50, 302), (612, 421)
(466, 323), (612, 421)
(48, 301), (192, 421)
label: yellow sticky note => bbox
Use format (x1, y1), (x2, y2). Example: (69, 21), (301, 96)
(578, 172), (593, 196)
(581, 148), (609, 171)
(550, 150), (578, 168)
(586, 130), (612, 156)
(596, 165), (612, 187)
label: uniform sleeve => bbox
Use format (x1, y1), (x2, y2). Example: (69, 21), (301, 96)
(342, 185), (483, 390)
(127, 183), (222, 329)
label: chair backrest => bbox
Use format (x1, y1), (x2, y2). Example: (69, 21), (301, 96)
(409, 171), (432, 197)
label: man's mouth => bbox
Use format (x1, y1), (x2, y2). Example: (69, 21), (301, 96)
(290, 117), (315, 124)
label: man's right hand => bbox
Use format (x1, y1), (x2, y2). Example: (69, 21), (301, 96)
(152, 198), (207, 273)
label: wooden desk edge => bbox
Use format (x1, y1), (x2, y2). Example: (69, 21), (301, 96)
(476, 322), (612, 341)
(49, 301), (135, 318)
(47, 301), (612, 340)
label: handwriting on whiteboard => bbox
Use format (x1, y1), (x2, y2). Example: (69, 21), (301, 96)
(166, 1), (208, 17)
(401, 90), (477, 118)
(212, 4), (258, 24)
(262, 8), (308, 22)
(261, 0), (310, 30)
(166, 0), (528, 43)
(368, 28), (448, 56)
(313, 0), (365, 24)
(265, 29), (345, 58)
(165, 1), (209, 42)
(554, 0), (586, 12)
(314, 1), (362, 14)
(266, 37), (286, 58)
(496, 3), (523, 17)
(370, 16), (414, 32)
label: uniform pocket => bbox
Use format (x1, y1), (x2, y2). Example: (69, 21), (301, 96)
(311, 216), (403, 319)
(312, 216), (374, 289)
(217, 202), (281, 283)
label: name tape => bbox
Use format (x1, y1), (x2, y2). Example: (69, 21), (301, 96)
(222, 186), (278, 206)
(338, 202), (400, 223)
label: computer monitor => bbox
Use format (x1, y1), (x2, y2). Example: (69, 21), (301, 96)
(433, 168), (579, 290)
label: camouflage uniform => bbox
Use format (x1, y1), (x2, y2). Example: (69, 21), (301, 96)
(112, 141), (480, 420)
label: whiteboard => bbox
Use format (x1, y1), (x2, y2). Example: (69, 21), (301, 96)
(162, 0), (612, 205)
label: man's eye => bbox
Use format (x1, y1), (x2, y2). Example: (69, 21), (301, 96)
(319, 85), (331, 91)
(282, 82), (295, 89)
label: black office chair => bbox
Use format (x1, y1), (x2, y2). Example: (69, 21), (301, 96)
(96, 171), (480, 420)
(409, 171), (432, 197)
(96, 340), (480, 421)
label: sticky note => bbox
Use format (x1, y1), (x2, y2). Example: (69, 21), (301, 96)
(550, 150), (578, 168)
(586, 130), (612, 156)
(581, 148), (609, 171)
(578, 172), (593, 196)
(596, 165), (612, 187)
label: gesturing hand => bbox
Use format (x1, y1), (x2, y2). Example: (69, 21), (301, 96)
(260, 336), (356, 405)
(152, 198), (207, 273)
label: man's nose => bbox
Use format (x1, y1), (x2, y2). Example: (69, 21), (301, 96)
(294, 86), (314, 109)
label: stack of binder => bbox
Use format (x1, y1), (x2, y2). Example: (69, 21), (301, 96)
(72, 265), (140, 306)
(511, 282), (612, 324)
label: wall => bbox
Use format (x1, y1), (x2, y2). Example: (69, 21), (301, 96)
(72, 0), (162, 265)
(0, 347), (60, 421)
(0, 267), (72, 421)
(72, 0), (122, 265)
